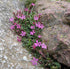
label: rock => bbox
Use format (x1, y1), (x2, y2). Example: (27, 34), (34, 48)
(35, 0), (70, 67)
(42, 24), (70, 67)
(42, 24), (70, 50)
(53, 49), (70, 67)
(61, 0), (70, 2)
(35, 0), (69, 27)
(23, 56), (28, 61)
(63, 5), (70, 25)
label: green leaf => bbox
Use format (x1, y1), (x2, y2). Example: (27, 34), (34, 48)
(53, 62), (61, 68)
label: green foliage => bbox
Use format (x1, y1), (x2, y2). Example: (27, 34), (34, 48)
(67, 0), (70, 2)
(53, 62), (61, 68)
(25, 0), (36, 7)
(56, 0), (70, 2)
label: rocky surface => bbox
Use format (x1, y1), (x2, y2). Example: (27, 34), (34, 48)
(35, 0), (70, 49)
(0, 0), (43, 69)
(63, 7), (70, 24)
(53, 49), (70, 67)
(35, 0), (70, 27)
(35, 0), (70, 67)
(42, 24), (70, 50)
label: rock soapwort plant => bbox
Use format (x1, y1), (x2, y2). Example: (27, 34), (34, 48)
(9, 2), (61, 69)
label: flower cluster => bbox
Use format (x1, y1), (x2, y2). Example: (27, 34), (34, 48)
(35, 22), (44, 29)
(17, 14), (26, 20)
(38, 35), (42, 38)
(34, 15), (39, 21)
(33, 40), (47, 49)
(17, 36), (21, 42)
(34, 40), (41, 47)
(20, 31), (26, 36)
(9, 9), (26, 37)
(9, 3), (47, 66)
(10, 23), (21, 30)
(31, 26), (35, 29)
(9, 17), (14, 22)
(30, 30), (35, 35)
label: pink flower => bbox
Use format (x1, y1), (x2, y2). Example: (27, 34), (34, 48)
(32, 30), (35, 33)
(35, 22), (41, 28)
(16, 24), (21, 29)
(14, 23), (17, 25)
(38, 42), (41, 47)
(40, 24), (44, 29)
(17, 36), (21, 42)
(18, 9), (21, 12)
(29, 10), (31, 13)
(38, 13), (42, 16)
(16, 14), (26, 20)
(31, 3), (35, 6)
(34, 40), (41, 47)
(37, 22), (41, 28)
(16, 14), (21, 18)
(30, 31), (34, 35)
(38, 35), (42, 38)
(20, 31), (26, 36)
(35, 22), (44, 29)
(32, 45), (36, 50)
(31, 57), (38, 66)
(35, 23), (38, 27)
(24, 8), (28, 12)
(30, 30), (35, 35)
(34, 40), (39, 47)
(38, 13), (42, 18)
(34, 16), (39, 21)
(21, 15), (26, 20)
(36, 40), (38, 43)
(33, 22), (35, 24)
(34, 43), (38, 47)
(31, 26), (35, 29)
(9, 17), (14, 22)
(41, 43), (47, 49)
(10, 25), (15, 30)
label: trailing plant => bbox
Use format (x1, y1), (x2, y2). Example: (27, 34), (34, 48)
(9, 0), (61, 69)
